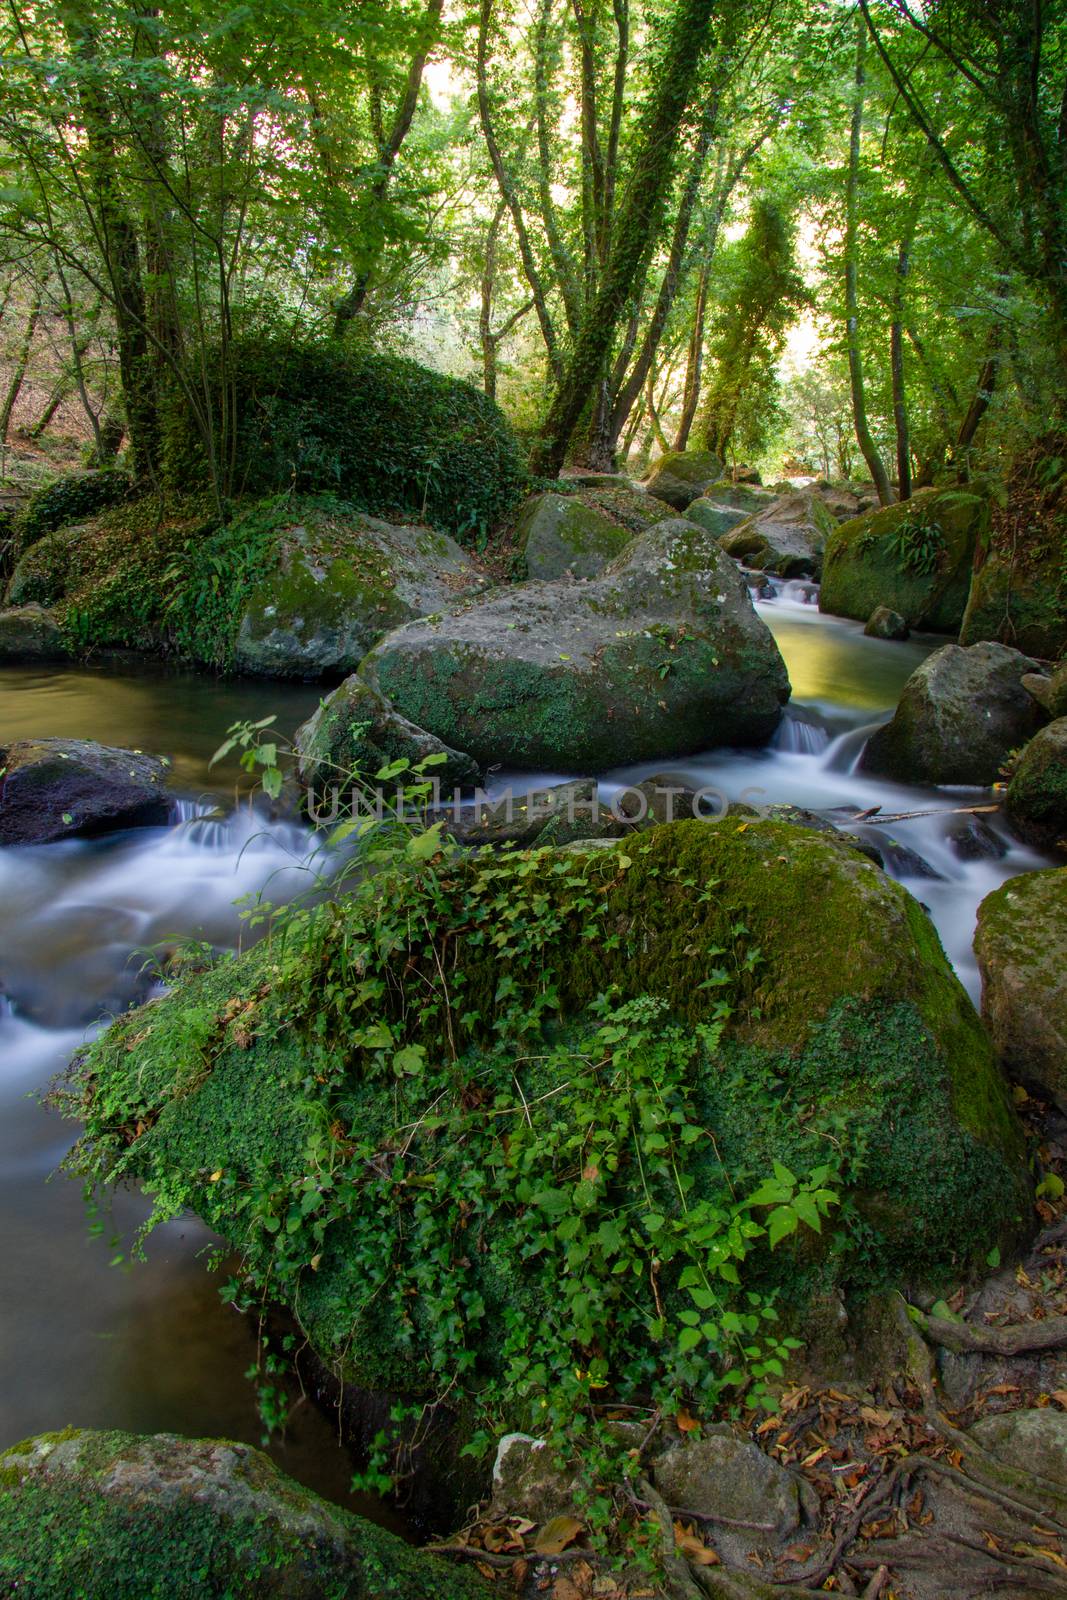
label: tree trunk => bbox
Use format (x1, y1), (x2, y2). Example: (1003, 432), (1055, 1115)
(844, 17), (893, 506)
(0, 286), (43, 441)
(890, 240), (912, 500)
(333, 0), (444, 336)
(61, 1), (159, 484)
(530, 0), (717, 476)
(674, 257), (711, 450)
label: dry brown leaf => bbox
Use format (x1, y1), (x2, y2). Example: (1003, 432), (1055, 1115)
(860, 1407), (895, 1427)
(551, 1579), (583, 1600)
(534, 1514), (585, 1556)
(675, 1529), (721, 1566)
(1050, 1390), (1067, 1410)
(676, 1407), (701, 1433)
(483, 1523), (523, 1554)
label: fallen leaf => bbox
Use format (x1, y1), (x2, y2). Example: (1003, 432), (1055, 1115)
(1051, 1390), (1067, 1410)
(675, 1528), (720, 1566)
(676, 1407), (700, 1433)
(534, 1514), (585, 1556)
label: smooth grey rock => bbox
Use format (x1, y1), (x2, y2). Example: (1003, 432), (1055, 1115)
(968, 1408), (1067, 1488)
(0, 603), (67, 661)
(0, 738), (170, 845)
(860, 642), (1044, 786)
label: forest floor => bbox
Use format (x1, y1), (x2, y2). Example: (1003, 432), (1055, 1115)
(432, 1087), (1067, 1600)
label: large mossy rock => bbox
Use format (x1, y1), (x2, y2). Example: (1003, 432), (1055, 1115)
(666, 495), (746, 539)
(819, 488), (986, 630)
(295, 674), (480, 796)
(1005, 717), (1067, 851)
(720, 490), (837, 580)
(0, 1429), (488, 1600)
(234, 513), (484, 679)
(0, 602), (67, 661)
(0, 738), (171, 845)
(360, 518), (790, 770)
(643, 449), (724, 509)
(975, 868), (1067, 1109)
(66, 821), (1027, 1411)
(959, 549), (1067, 659)
(512, 491), (632, 579)
(860, 642), (1044, 786)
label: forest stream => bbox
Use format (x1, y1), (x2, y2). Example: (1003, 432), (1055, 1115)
(0, 584), (1055, 1535)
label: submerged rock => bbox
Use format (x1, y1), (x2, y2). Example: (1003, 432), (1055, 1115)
(0, 602), (67, 660)
(820, 488), (986, 630)
(361, 517), (790, 771)
(975, 867), (1067, 1109)
(0, 738), (171, 846)
(643, 448), (723, 509)
(68, 821), (1028, 1409)
(0, 1428), (488, 1600)
(864, 605), (910, 641)
(1005, 717), (1067, 851)
(294, 675), (480, 801)
(860, 642), (1044, 787)
(234, 513), (484, 679)
(512, 491), (632, 579)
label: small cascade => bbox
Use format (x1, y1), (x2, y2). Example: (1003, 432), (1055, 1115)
(748, 571), (821, 609)
(772, 707), (831, 756)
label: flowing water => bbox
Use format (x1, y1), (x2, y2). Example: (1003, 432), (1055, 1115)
(0, 599), (1054, 1514)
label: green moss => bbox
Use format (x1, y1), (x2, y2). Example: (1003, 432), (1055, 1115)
(0, 1429), (488, 1599)
(960, 547), (1067, 659)
(1006, 720), (1067, 850)
(63, 822), (1026, 1410)
(820, 489), (986, 631)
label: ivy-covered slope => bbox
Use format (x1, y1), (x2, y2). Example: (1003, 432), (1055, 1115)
(62, 821), (1028, 1436)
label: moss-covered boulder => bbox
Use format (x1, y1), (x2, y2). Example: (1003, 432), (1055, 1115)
(295, 675), (480, 797)
(819, 488), (986, 630)
(0, 1429), (488, 1599)
(1006, 717), (1067, 851)
(643, 449), (724, 509)
(64, 822), (1027, 1419)
(864, 605), (909, 641)
(0, 602), (67, 661)
(0, 738), (171, 845)
(512, 491), (632, 579)
(975, 868), (1067, 1109)
(720, 490), (837, 580)
(12, 468), (130, 554)
(683, 496), (750, 538)
(860, 642), (1044, 787)
(165, 338), (526, 541)
(360, 517), (790, 770)
(959, 548), (1067, 659)
(700, 481), (774, 514)
(234, 512), (485, 679)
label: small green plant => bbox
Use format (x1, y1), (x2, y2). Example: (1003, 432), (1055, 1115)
(884, 516), (946, 576)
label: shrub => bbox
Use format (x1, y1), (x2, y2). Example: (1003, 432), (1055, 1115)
(164, 340), (527, 542)
(13, 470), (131, 553)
